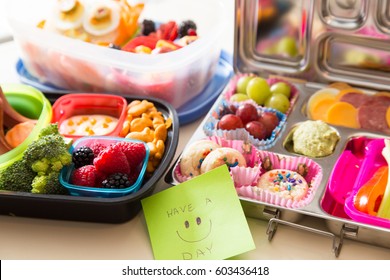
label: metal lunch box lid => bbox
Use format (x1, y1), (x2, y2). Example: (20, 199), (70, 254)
(234, 0), (390, 91)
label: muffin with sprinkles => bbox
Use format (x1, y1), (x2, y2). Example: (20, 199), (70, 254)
(256, 169), (309, 201)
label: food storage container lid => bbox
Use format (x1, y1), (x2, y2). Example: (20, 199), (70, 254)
(234, 0), (390, 91)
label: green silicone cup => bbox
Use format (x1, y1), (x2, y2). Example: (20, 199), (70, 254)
(0, 84), (52, 171)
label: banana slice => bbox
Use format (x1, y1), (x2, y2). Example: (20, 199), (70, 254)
(82, 0), (120, 37)
(52, 0), (85, 31)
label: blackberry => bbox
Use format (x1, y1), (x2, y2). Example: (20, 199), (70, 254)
(178, 20), (197, 38)
(72, 146), (94, 168)
(102, 173), (133, 189)
(141, 19), (156, 36)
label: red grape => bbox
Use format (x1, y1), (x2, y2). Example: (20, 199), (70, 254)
(259, 112), (280, 137)
(218, 114), (244, 130)
(245, 121), (267, 140)
(235, 103), (258, 124)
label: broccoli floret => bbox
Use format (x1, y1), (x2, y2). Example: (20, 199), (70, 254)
(38, 123), (60, 137)
(23, 134), (70, 167)
(0, 160), (35, 192)
(0, 124), (72, 195)
(31, 172), (68, 195)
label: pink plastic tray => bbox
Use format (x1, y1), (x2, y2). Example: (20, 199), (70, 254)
(324, 136), (390, 229)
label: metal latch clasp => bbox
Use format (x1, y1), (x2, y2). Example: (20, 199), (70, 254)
(266, 217), (359, 257)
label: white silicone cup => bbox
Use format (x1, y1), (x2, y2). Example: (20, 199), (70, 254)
(174, 136), (260, 185)
(203, 99), (287, 150)
(236, 150), (323, 209)
(223, 73), (299, 116)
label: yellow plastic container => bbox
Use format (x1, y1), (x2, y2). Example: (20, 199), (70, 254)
(0, 84), (52, 171)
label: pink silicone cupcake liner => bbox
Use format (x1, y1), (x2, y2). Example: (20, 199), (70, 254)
(173, 136), (259, 184)
(203, 99), (287, 150)
(236, 150), (323, 209)
(223, 73), (299, 116)
(230, 166), (261, 188)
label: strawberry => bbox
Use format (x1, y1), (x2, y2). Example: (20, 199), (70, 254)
(157, 21), (178, 41)
(113, 141), (146, 171)
(71, 165), (97, 187)
(93, 144), (131, 175)
(89, 142), (108, 158)
(121, 36), (158, 53)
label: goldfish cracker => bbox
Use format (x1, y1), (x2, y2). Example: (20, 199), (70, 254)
(130, 117), (153, 132)
(125, 127), (154, 143)
(154, 123), (167, 142)
(123, 99), (172, 173)
(127, 100), (154, 117)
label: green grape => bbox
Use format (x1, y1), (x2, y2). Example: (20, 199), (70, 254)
(264, 93), (290, 113)
(276, 36), (298, 57)
(246, 77), (272, 105)
(236, 76), (253, 94)
(230, 93), (251, 102)
(270, 82), (291, 99)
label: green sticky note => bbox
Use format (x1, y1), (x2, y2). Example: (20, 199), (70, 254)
(141, 165), (255, 260)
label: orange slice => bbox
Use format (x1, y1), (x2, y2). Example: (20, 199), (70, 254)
(386, 107), (390, 128)
(328, 82), (352, 90)
(5, 121), (36, 149)
(309, 97), (337, 121)
(326, 101), (360, 128)
(307, 88), (338, 119)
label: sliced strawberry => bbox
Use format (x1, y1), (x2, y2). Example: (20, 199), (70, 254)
(71, 165), (97, 187)
(121, 36), (158, 53)
(93, 145), (131, 175)
(158, 21), (178, 41)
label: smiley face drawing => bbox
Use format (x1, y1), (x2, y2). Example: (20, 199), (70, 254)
(176, 216), (212, 243)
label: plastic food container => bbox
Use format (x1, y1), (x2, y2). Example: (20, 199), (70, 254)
(5, 0), (227, 108)
(0, 84), (52, 171)
(51, 93), (127, 140)
(0, 94), (179, 223)
(60, 136), (149, 198)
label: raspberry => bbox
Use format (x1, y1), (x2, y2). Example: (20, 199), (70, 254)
(187, 28), (197, 36)
(89, 142), (107, 157)
(72, 146), (94, 168)
(178, 20), (197, 38)
(113, 141), (146, 171)
(71, 165), (97, 187)
(102, 173), (133, 189)
(93, 145), (130, 175)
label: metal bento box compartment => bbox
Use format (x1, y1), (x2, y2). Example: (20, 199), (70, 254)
(166, 0), (390, 256)
(5, 0), (228, 109)
(0, 91), (179, 223)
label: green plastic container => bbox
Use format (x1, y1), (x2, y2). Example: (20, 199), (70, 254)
(0, 84), (52, 171)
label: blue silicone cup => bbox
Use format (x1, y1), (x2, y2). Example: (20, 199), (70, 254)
(60, 136), (149, 198)
(203, 98), (287, 150)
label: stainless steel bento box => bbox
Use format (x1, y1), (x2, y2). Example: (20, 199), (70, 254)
(166, 0), (390, 256)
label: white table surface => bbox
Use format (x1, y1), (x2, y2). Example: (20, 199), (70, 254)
(1, 0), (390, 260)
